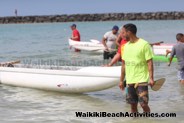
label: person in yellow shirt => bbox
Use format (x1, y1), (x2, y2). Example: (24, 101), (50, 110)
(119, 23), (154, 113)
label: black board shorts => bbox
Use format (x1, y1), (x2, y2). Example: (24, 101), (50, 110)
(103, 51), (116, 60)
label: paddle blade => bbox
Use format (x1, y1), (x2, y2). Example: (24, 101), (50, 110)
(151, 78), (165, 91)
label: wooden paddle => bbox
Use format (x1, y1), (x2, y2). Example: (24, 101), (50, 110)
(0, 60), (21, 67)
(151, 78), (165, 91)
(124, 78), (165, 91)
(150, 41), (164, 46)
(134, 78), (165, 91)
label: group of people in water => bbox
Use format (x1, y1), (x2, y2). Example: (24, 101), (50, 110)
(70, 23), (184, 113)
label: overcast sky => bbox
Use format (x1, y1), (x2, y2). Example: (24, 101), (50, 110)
(0, 0), (183, 17)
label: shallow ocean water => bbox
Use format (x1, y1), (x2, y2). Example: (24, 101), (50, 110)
(0, 20), (184, 122)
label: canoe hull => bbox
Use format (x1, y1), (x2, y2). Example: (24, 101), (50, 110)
(0, 67), (120, 93)
(152, 44), (174, 55)
(153, 55), (177, 62)
(69, 39), (104, 53)
(69, 39), (175, 55)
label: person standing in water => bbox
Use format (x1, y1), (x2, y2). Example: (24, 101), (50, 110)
(102, 25), (119, 60)
(70, 24), (81, 52)
(119, 23), (154, 113)
(168, 33), (184, 84)
(105, 31), (128, 66)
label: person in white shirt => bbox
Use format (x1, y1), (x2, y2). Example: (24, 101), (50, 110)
(102, 25), (119, 59)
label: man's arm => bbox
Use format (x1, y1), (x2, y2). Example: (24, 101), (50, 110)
(115, 34), (122, 46)
(168, 47), (176, 66)
(71, 36), (79, 40)
(119, 60), (125, 91)
(102, 37), (108, 51)
(168, 57), (173, 66)
(107, 53), (121, 66)
(71, 30), (79, 40)
(166, 50), (171, 57)
(147, 59), (154, 86)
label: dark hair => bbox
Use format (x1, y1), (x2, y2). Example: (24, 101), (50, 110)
(176, 33), (183, 41)
(123, 23), (137, 34)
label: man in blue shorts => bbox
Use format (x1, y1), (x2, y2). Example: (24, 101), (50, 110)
(168, 33), (184, 84)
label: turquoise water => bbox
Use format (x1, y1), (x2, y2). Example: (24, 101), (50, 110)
(0, 20), (184, 122)
(0, 20), (184, 62)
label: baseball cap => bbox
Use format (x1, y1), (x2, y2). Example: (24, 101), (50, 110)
(112, 25), (119, 31)
(71, 24), (76, 27)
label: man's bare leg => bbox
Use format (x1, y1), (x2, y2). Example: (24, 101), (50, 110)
(140, 103), (150, 112)
(131, 103), (138, 113)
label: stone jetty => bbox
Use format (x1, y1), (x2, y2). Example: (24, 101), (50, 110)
(0, 11), (183, 24)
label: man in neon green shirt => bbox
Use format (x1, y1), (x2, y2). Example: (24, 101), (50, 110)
(119, 23), (154, 113)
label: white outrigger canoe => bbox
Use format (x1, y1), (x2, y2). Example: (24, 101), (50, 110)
(69, 39), (175, 55)
(0, 65), (121, 93)
(69, 39), (111, 53)
(152, 44), (174, 55)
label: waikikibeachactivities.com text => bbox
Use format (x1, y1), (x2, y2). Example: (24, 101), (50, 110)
(21, 59), (161, 67)
(75, 112), (176, 118)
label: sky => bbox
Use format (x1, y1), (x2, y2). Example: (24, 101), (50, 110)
(0, 0), (184, 17)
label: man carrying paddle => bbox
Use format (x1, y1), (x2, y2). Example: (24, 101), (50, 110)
(168, 33), (184, 84)
(119, 23), (154, 113)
